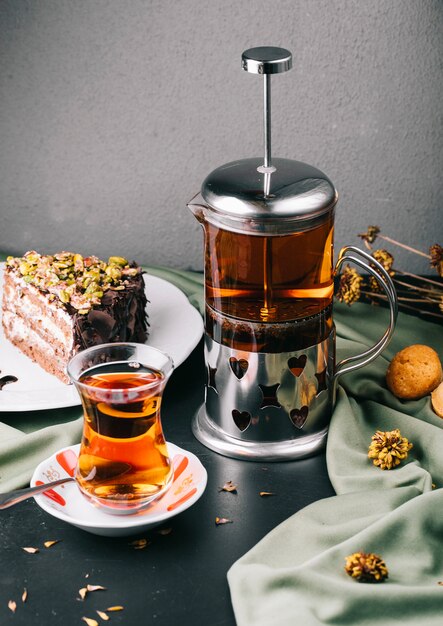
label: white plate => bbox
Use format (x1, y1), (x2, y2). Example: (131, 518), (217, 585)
(31, 443), (207, 536)
(0, 266), (203, 412)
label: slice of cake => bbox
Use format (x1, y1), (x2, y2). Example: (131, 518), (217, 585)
(2, 251), (148, 382)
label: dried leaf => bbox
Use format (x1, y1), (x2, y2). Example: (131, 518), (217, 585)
(82, 618), (99, 626)
(259, 491), (275, 497)
(129, 538), (149, 550)
(215, 517), (233, 525)
(22, 588), (27, 603)
(8, 600), (17, 613)
(157, 527), (172, 536)
(44, 540), (60, 548)
(22, 547), (39, 554)
(87, 585), (106, 593)
(79, 587), (88, 601)
(96, 610), (110, 621)
(106, 605), (124, 611)
(219, 481), (237, 493)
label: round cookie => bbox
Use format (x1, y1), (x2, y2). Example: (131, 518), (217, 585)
(431, 381), (443, 418)
(386, 344), (442, 400)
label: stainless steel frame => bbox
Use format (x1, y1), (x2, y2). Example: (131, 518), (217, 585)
(192, 246), (398, 461)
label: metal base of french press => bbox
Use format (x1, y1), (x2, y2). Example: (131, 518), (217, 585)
(192, 406), (328, 461)
(192, 334), (334, 462)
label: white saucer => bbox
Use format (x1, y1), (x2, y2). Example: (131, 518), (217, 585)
(31, 443), (207, 536)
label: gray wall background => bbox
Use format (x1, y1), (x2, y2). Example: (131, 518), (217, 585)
(0, 0), (441, 273)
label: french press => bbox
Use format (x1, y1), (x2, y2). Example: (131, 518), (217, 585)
(188, 47), (397, 461)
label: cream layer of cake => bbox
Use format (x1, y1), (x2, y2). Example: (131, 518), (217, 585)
(2, 271), (75, 380)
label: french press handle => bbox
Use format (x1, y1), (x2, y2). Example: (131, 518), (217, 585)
(333, 246), (398, 383)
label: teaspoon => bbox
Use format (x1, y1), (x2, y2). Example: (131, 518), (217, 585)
(0, 477), (75, 510)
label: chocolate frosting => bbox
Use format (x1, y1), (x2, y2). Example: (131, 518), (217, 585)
(0, 375), (18, 390)
(71, 270), (148, 353)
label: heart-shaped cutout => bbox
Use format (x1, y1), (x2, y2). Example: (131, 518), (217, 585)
(290, 406), (309, 429)
(229, 357), (249, 380)
(232, 409), (251, 432)
(288, 355), (307, 377)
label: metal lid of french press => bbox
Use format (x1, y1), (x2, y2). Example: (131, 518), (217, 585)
(200, 47), (337, 234)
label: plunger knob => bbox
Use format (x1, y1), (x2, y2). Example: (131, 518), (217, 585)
(241, 46), (292, 75)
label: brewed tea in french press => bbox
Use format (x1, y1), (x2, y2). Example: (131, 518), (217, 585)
(188, 47), (397, 461)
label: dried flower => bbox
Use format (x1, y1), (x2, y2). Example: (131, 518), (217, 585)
(259, 491), (275, 497)
(429, 244), (443, 277)
(22, 588), (27, 603)
(44, 540), (60, 548)
(345, 551), (388, 583)
(347, 225), (443, 321)
(336, 265), (364, 305)
(373, 248), (394, 270)
(368, 429), (413, 470)
(358, 225), (380, 246)
(215, 517), (233, 525)
(22, 547), (39, 554)
(369, 249), (395, 292)
(106, 606), (124, 612)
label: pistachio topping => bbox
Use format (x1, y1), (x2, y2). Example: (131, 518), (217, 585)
(6, 251), (141, 313)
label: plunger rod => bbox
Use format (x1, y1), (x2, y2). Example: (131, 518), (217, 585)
(262, 75), (273, 317)
(240, 47), (293, 320)
(264, 74), (271, 168)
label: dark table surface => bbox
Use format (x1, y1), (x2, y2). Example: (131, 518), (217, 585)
(0, 340), (335, 626)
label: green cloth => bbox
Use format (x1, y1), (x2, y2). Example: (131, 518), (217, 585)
(0, 409), (83, 491)
(228, 303), (443, 626)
